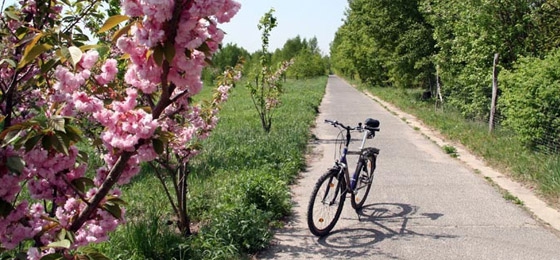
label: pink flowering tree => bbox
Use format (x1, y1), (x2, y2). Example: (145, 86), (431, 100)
(0, 0), (240, 258)
(247, 9), (293, 133)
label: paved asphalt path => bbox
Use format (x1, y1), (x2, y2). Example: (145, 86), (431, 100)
(256, 75), (560, 259)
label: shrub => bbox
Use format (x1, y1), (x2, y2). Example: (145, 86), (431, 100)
(94, 214), (184, 260)
(189, 204), (272, 259)
(242, 170), (291, 218)
(500, 49), (560, 151)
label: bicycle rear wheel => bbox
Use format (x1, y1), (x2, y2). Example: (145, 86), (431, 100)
(307, 168), (346, 236)
(351, 153), (376, 210)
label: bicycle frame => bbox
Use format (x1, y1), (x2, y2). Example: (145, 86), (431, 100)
(333, 123), (373, 192)
(308, 119), (380, 236)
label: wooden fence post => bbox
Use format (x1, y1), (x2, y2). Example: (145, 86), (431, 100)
(489, 53), (499, 133)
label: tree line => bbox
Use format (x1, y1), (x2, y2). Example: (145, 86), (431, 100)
(330, 0), (560, 150)
(204, 35), (329, 84)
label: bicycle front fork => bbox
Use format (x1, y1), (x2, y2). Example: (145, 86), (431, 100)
(350, 158), (369, 190)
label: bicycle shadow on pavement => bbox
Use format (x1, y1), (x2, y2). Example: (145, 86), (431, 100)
(316, 202), (457, 258)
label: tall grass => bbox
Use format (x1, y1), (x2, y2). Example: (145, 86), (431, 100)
(92, 77), (327, 259)
(360, 85), (560, 207)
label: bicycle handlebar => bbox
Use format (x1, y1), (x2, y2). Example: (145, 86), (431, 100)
(324, 119), (355, 130)
(324, 119), (380, 132)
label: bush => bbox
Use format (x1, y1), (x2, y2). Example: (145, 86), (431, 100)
(500, 49), (560, 151)
(189, 204), (272, 259)
(94, 214), (185, 260)
(241, 170), (291, 218)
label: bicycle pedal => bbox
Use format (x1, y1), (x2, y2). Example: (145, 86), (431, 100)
(359, 176), (372, 184)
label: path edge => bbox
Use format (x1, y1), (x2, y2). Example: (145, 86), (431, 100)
(359, 89), (560, 234)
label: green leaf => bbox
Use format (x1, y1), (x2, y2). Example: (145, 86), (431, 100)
(52, 133), (69, 155)
(77, 150), (89, 162)
(197, 42), (211, 55)
(65, 124), (83, 139)
(18, 43), (52, 69)
(46, 239), (71, 249)
(103, 203), (122, 219)
(23, 33), (43, 58)
(164, 41), (176, 62)
(49, 116), (66, 133)
(24, 134), (43, 151)
(0, 122), (29, 141)
(98, 15), (129, 34)
(71, 177), (94, 193)
(56, 229), (67, 241)
(152, 138), (164, 155)
(40, 253), (64, 260)
(111, 22), (133, 42)
(3, 10), (20, 20)
(79, 44), (101, 52)
(41, 134), (55, 151)
(41, 59), (59, 73)
(4, 130), (23, 146)
(66, 46), (83, 67)
(106, 196), (127, 205)
(86, 253), (110, 260)
(6, 156), (25, 175)
(0, 59), (16, 68)
(75, 255), (89, 260)
(0, 198), (14, 218)
(153, 46), (164, 66)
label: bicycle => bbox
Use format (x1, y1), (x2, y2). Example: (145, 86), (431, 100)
(307, 118), (380, 236)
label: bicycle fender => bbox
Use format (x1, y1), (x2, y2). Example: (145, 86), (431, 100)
(362, 147), (380, 156)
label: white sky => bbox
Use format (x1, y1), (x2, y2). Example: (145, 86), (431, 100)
(220, 0), (348, 55)
(2, 0), (349, 55)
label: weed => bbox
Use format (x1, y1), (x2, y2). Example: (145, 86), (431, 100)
(443, 145), (459, 158)
(503, 191), (524, 205)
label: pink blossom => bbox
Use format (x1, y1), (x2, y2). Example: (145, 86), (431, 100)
(73, 92), (103, 113)
(27, 247), (41, 260)
(142, 0), (173, 23)
(122, 0), (143, 17)
(215, 0), (241, 23)
(80, 50), (99, 70)
(95, 59), (118, 85)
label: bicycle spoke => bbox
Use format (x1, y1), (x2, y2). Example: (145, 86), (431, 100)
(307, 170), (345, 236)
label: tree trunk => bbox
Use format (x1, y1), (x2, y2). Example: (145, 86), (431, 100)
(489, 53), (499, 133)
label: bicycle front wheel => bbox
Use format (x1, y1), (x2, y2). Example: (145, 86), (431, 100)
(307, 168), (346, 236)
(351, 153), (376, 210)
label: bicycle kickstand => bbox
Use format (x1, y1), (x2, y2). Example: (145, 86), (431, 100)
(355, 206), (363, 221)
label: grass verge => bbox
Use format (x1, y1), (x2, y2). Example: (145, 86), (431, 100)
(91, 77), (327, 259)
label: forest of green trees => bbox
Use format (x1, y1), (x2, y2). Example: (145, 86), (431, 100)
(330, 0), (560, 151)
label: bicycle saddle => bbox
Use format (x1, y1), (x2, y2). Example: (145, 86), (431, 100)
(365, 118), (380, 128)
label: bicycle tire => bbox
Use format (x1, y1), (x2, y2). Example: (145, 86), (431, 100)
(351, 152), (376, 210)
(307, 168), (346, 236)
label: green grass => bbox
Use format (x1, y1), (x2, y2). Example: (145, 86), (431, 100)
(91, 77), (327, 259)
(357, 84), (560, 207)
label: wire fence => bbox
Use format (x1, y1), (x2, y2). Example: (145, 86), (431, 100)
(488, 105), (560, 154)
